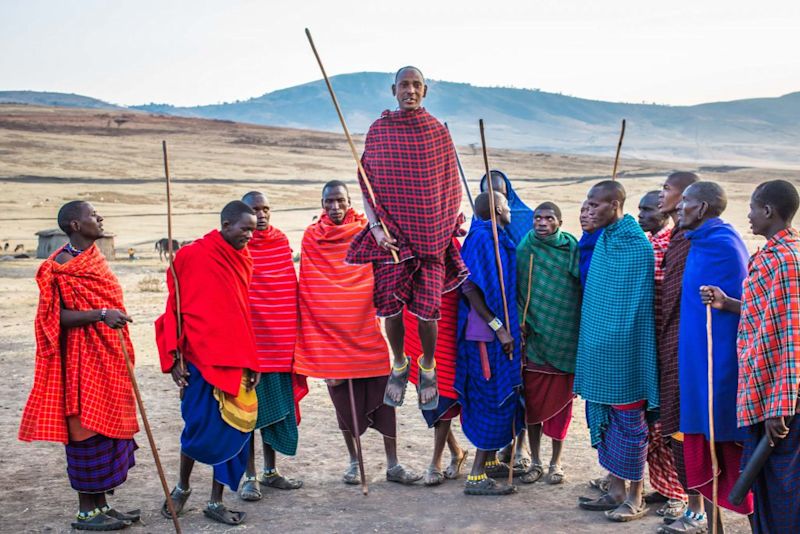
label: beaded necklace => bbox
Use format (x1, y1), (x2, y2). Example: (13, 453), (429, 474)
(64, 242), (84, 257)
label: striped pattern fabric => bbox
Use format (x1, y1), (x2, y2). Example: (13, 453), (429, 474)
(743, 417), (800, 533)
(647, 422), (687, 500)
(294, 210), (390, 379)
(737, 228), (800, 426)
(65, 434), (137, 493)
(516, 228), (582, 373)
(657, 227), (691, 436)
(248, 226), (298, 374)
(346, 107), (467, 321)
(213, 371), (258, 433)
(574, 215), (659, 446)
(19, 244), (138, 444)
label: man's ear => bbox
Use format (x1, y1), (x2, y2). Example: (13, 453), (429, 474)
(221, 220), (230, 231)
(422, 84), (428, 98)
(70, 220), (80, 233)
(391, 84), (397, 96)
(557, 219), (563, 228)
(698, 201), (709, 220)
(764, 203), (774, 219)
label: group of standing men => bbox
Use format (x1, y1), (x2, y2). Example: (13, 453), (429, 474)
(17, 64), (799, 533)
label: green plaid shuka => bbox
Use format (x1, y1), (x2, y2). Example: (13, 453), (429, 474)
(255, 372), (298, 456)
(516, 228), (582, 373)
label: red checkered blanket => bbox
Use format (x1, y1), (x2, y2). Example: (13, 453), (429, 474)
(19, 244), (138, 444)
(346, 108), (465, 290)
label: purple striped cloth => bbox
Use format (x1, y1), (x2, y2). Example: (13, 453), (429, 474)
(597, 407), (648, 481)
(65, 434), (137, 493)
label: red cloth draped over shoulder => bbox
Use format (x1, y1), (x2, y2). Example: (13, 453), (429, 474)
(155, 229), (257, 396)
(19, 244), (139, 444)
(406, 240), (462, 400)
(345, 108), (466, 291)
(294, 209), (390, 379)
(247, 226), (308, 419)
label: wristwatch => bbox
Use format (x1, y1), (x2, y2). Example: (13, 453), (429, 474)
(368, 221), (381, 231)
(488, 317), (503, 332)
(99, 308), (108, 323)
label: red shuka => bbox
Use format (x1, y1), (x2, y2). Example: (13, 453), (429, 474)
(19, 244), (139, 444)
(155, 229), (258, 396)
(247, 226), (308, 419)
(294, 209), (390, 379)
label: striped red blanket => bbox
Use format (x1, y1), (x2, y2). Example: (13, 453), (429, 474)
(295, 209), (390, 379)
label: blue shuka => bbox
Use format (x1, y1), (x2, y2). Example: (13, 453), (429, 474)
(578, 229), (603, 289)
(479, 170), (534, 245)
(574, 215), (659, 446)
(455, 219), (524, 450)
(679, 218), (749, 442)
(181, 362), (251, 491)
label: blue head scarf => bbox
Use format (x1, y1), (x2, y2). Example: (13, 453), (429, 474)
(478, 170), (534, 245)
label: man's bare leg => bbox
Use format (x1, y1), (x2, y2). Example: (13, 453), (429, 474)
(179, 453), (195, 490)
(431, 420), (450, 471)
(244, 436), (257, 478)
(528, 423), (543, 466)
(551, 437), (564, 466)
(417, 318), (438, 405)
(384, 314), (407, 404)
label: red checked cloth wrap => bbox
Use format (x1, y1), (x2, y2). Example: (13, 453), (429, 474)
(19, 244), (139, 444)
(155, 229), (258, 396)
(294, 209), (390, 379)
(345, 108), (467, 301)
(247, 226), (308, 418)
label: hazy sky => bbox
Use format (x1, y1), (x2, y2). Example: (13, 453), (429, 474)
(3, 0), (798, 107)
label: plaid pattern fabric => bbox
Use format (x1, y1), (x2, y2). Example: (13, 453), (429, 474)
(346, 108), (467, 320)
(516, 228), (581, 373)
(597, 407), (648, 481)
(649, 225), (672, 328)
(737, 228), (800, 426)
(657, 227), (691, 436)
(65, 434), (137, 493)
(575, 215), (659, 444)
(19, 244), (138, 444)
(743, 417), (800, 533)
(255, 372), (298, 456)
(647, 421), (687, 500)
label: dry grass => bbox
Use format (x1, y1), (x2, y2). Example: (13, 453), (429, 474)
(137, 274), (164, 292)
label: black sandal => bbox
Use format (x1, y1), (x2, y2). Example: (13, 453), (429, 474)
(464, 476), (517, 496)
(161, 485), (191, 519)
(239, 476), (262, 501)
(71, 509), (129, 531)
(100, 506), (140, 523)
(258, 470), (303, 490)
(578, 492), (622, 511)
(417, 356), (440, 411)
(383, 355), (411, 407)
(203, 502), (246, 525)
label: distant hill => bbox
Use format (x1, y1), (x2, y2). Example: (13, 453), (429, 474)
(131, 73), (800, 165)
(3, 75), (799, 165)
(0, 91), (123, 110)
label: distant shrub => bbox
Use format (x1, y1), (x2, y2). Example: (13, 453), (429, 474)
(138, 274), (164, 292)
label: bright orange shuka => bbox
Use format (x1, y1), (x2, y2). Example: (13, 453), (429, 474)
(294, 209), (390, 380)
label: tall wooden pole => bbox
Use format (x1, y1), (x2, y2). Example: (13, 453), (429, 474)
(706, 304), (719, 534)
(305, 28), (398, 263)
(162, 141), (185, 397)
(612, 119), (626, 180)
(347, 379), (368, 495)
(118, 330), (182, 533)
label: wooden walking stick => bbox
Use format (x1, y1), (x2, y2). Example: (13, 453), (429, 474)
(611, 119), (626, 180)
(117, 329), (182, 534)
(706, 304), (720, 534)
(347, 379), (369, 495)
(305, 28), (398, 263)
(444, 122), (475, 213)
(162, 141), (185, 397)
(479, 119), (516, 486)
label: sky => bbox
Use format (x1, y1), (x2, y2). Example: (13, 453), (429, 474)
(2, 0), (799, 107)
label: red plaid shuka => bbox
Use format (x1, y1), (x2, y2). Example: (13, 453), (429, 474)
(649, 224), (672, 332)
(346, 108), (467, 320)
(19, 244), (138, 444)
(737, 228), (800, 427)
(657, 227), (691, 436)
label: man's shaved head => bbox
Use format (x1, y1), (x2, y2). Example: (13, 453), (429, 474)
(589, 180), (626, 206)
(394, 66), (425, 84)
(241, 191), (267, 205)
(534, 201), (562, 220)
(685, 182), (727, 217)
(474, 191), (510, 227)
(666, 171), (700, 190)
(57, 200), (89, 234)
(752, 180), (799, 222)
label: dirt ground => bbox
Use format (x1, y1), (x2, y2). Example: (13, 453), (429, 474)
(1, 104), (790, 533)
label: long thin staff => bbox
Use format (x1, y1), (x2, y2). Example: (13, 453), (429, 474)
(162, 141), (185, 395)
(478, 120), (511, 345)
(347, 379), (368, 495)
(305, 28), (398, 263)
(444, 122), (475, 213)
(117, 330), (182, 534)
(611, 119), (626, 180)
(479, 120), (515, 486)
(706, 304), (719, 534)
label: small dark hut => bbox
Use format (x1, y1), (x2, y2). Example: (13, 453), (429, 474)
(36, 229), (116, 259)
